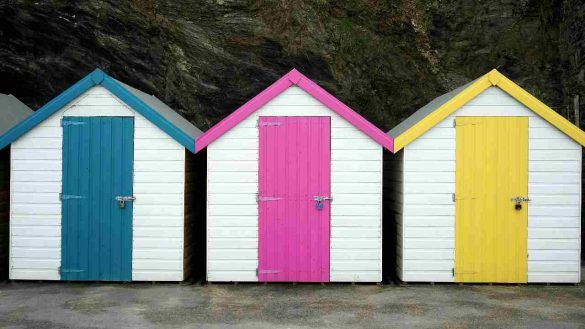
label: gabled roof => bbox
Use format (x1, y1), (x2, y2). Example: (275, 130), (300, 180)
(0, 94), (33, 136)
(195, 69), (393, 152)
(0, 69), (202, 152)
(388, 69), (585, 151)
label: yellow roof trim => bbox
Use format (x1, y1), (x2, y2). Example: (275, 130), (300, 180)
(493, 71), (585, 146)
(394, 69), (585, 151)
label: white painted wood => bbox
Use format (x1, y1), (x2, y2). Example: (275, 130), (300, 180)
(9, 86), (187, 281)
(206, 86), (383, 282)
(400, 86), (582, 283)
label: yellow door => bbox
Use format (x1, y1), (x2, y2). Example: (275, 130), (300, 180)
(455, 117), (528, 283)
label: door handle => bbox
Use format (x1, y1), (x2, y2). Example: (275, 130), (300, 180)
(116, 196), (136, 209)
(313, 196), (332, 211)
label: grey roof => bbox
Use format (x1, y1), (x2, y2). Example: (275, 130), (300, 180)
(115, 79), (203, 139)
(387, 79), (477, 138)
(0, 94), (33, 136)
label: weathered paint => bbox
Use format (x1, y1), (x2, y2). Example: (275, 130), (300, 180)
(61, 116), (134, 281)
(258, 116), (331, 282)
(195, 69), (392, 152)
(454, 117), (528, 283)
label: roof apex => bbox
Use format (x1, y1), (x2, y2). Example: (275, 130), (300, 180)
(287, 68), (302, 84)
(195, 68), (393, 152)
(90, 68), (106, 84)
(0, 68), (202, 152)
(389, 69), (585, 150)
(487, 69), (502, 86)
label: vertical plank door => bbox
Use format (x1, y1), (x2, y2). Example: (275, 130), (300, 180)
(455, 116), (528, 283)
(61, 117), (134, 281)
(258, 116), (331, 282)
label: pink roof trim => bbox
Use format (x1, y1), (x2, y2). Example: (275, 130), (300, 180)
(195, 69), (394, 152)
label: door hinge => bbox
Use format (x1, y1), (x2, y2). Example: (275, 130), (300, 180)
(257, 195), (283, 202)
(452, 268), (454, 277)
(256, 269), (281, 275)
(59, 266), (84, 274)
(61, 119), (86, 127)
(452, 193), (476, 202)
(454, 121), (477, 127)
(259, 121), (282, 127)
(60, 193), (86, 201)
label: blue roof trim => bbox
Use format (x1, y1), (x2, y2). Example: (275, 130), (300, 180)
(0, 69), (196, 152)
(0, 73), (95, 150)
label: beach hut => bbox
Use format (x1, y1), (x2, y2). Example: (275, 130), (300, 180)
(387, 69), (584, 283)
(0, 69), (203, 282)
(0, 94), (33, 279)
(195, 69), (393, 283)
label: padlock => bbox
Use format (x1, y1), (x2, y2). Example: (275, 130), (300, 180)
(115, 196), (136, 209)
(313, 196), (332, 211)
(511, 196), (529, 211)
(316, 199), (323, 210)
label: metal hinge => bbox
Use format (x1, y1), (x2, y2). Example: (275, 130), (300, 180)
(61, 119), (86, 127)
(257, 269), (281, 275)
(452, 193), (476, 202)
(452, 268), (454, 277)
(256, 194), (283, 202)
(259, 121), (282, 127)
(453, 120), (477, 127)
(58, 266), (84, 274)
(59, 193), (86, 201)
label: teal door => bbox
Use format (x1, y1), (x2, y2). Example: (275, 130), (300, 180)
(61, 117), (134, 281)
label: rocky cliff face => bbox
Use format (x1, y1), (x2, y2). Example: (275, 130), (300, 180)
(0, 0), (583, 130)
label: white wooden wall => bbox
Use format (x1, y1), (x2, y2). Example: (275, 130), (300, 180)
(400, 87), (582, 283)
(207, 86), (383, 282)
(10, 86), (186, 281)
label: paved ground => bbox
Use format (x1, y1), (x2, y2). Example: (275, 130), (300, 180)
(0, 279), (584, 329)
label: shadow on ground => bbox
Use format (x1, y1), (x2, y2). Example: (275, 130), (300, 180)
(0, 279), (584, 329)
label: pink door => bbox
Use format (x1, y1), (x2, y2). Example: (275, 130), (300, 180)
(258, 116), (331, 282)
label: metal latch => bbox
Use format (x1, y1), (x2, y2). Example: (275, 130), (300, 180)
(313, 196), (332, 211)
(511, 196), (530, 210)
(116, 196), (136, 209)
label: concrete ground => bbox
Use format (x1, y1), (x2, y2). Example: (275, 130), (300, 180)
(0, 279), (583, 329)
